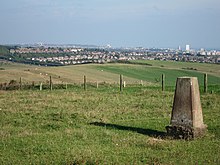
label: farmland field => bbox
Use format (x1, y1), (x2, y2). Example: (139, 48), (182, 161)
(1, 60), (220, 86)
(0, 60), (220, 164)
(132, 60), (220, 77)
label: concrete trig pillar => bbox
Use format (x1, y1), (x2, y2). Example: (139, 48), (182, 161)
(166, 77), (207, 139)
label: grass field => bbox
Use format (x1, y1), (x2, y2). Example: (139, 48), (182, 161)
(0, 62), (138, 84)
(0, 60), (220, 87)
(95, 64), (220, 86)
(1, 60), (220, 164)
(0, 87), (220, 164)
(132, 60), (220, 77)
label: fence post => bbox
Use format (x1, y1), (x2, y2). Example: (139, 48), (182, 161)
(40, 82), (43, 91)
(96, 81), (99, 89)
(204, 73), (208, 93)
(123, 81), (126, 88)
(50, 76), (52, 91)
(162, 74), (165, 91)
(19, 77), (22, 90)
(66, 83), (68, 90)
(4, 83), (7, 90)
(32, 81), (35, 89)
(120, 74), (123, 92)
(140, 80), (143, 86)
(84, 75), (87, 91)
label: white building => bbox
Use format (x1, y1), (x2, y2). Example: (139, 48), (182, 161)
(186, 45), (190, 53)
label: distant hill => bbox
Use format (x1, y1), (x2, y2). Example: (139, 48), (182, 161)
(0, 45), (9, 55)
(0, 61), (220, 88)
(0, 45), (17, 63)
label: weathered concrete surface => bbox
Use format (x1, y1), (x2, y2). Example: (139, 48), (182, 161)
(166, 77), (207, 139)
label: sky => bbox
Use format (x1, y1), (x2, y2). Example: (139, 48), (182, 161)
(0, 0), (220, 49)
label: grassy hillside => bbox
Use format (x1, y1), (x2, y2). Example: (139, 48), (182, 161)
(0, 62), (138, 84)
(0, 45), (9, 57)
(133, 60), (220, 77)
(95, 64), (220, 86)
(1, 60), (220, 164)
(0, 87), (220, 164)
(0, 61), (220, 87)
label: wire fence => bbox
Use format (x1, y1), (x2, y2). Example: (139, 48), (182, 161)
(0, 74), (219, 94)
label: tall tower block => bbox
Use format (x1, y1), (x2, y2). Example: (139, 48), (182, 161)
(186, 44), (190, 53)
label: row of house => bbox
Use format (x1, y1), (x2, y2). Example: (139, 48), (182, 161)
(10, 47), (83, 54)
(10, 47), (220, 65)
(29, 54), (122, 65)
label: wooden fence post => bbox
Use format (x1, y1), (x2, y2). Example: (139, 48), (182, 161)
(4, 83), (7, 90)
(123, 81), (126, 88)
(140, 80), (143, 86)
(32, 81), (35, 89)
(96, 81), (99, 89)
(40, 82), (43, 91)
(204, 73), (208, 93)
(120, 74), (123, 92)
(66, 83), (68, 90)
(50, 76), (52, 91)
(19, 77), (22, 90)
(84, 75), (87, 91)
(162, 74), (165, 91)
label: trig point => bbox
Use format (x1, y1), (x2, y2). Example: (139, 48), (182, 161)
(166, 77), (207, 139)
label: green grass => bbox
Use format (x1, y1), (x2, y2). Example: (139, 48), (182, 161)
(1, 87), (220, 164)
(0, 62), (138, 84)
(0, 45), (9, 56)
(0, 60), (220, 163)
(95, 64), (220, 86)
(1, 61), (220, 87)
(133, 60), (220, 77)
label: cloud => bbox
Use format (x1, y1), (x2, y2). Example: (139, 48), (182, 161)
(2, 0), (219, 21)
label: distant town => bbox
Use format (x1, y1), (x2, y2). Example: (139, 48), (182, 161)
(1, 44), (220, 66)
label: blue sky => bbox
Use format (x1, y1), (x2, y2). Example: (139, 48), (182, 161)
(0, 0), (220, 49)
